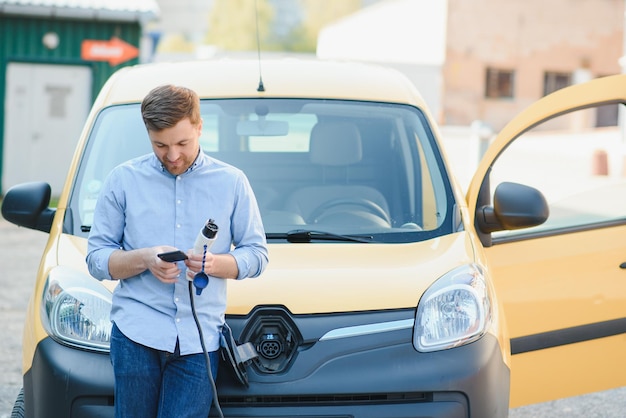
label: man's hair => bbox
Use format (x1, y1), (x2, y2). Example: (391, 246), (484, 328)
(141, 85), (201, 131)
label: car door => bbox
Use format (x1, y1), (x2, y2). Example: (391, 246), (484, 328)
(466, 74), (626, 407)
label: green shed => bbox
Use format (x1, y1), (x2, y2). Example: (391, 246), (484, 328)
(0, 0), (159, 195)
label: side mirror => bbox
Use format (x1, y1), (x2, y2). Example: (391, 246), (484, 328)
(477, 182), (549, 234)
(1, 181), (56, 233)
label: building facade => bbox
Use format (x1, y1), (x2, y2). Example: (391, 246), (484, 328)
(0, 0), (158, 194)
(443, 0), (624, 130)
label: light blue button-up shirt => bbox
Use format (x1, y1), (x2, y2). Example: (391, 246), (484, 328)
(86, 150), (268, 355)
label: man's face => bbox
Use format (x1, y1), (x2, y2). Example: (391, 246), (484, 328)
(148, 117), (202, 176)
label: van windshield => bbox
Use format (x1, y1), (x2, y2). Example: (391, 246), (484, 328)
(68, 99), (456, 243)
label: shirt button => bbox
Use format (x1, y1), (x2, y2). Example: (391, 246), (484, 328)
(176, 318), (181, 323)
(175, 297), (179, 303)
(177, 199), (181, 204)
(176, 224), (181, 228)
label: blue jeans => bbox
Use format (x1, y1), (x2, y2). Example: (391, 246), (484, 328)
(110, 322), (219, 418)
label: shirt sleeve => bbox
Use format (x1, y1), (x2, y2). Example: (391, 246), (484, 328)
(229, 172), (269, 280)
(86, 170), (126, 281)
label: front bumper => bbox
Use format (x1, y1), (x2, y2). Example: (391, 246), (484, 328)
(21, 313), (509, 418)
(23, 338), (114, 418)
(214, 312), (510, 418)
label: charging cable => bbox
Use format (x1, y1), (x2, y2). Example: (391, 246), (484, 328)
(188, 219), (225, 418)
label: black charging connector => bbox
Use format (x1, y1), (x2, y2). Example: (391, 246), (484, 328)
(189, 227), (224, 418)
(189, 280), (225, 418)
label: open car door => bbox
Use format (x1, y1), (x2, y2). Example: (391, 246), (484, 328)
(466, 74), (626, 407)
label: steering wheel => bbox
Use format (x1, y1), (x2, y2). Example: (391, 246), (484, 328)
(308, 198), (391, 225)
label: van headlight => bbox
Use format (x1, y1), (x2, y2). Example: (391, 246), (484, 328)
(41, 266), (112, 352)
(414, 264), (492, 352)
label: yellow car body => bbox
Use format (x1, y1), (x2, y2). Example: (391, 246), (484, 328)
(466, 74), (626, 407)
(2, 59), (625, 417)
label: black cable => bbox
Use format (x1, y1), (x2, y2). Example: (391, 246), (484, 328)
(189, 281), (225, 418)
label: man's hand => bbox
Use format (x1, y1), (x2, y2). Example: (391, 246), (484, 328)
(184, 251), (239, 280)
(184, 251), (215, 280)
(109, 246), (183, 283)
(148, 246), (184, 284)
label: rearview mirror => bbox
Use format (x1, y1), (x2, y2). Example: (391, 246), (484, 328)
(236, 119), (289, 136)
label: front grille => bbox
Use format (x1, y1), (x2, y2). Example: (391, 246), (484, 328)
(219, 392), (431, 407)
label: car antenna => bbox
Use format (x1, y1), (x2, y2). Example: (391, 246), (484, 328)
(254, 0), (265, 92)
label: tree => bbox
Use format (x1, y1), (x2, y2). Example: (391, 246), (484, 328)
(205, 0), (363, 53)
(205, 0), (274, 51)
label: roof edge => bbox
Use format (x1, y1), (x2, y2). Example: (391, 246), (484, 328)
(0, 4), (159, 23)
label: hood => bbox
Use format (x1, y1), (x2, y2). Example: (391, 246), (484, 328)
(57, 232), (476, 315)
(228, 232), (476, 314)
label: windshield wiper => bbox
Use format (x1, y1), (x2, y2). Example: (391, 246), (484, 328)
(266, 229), (374, 243)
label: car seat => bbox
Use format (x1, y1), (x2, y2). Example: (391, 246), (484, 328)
(285, 120), (391, 226)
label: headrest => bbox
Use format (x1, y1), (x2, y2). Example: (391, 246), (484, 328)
(309, 121), (362, 166)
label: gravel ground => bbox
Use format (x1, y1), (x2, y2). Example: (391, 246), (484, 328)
(0, 213), (625, 418)
(0, 219), (46, 417)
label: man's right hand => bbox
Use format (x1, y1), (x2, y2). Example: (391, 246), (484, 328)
(109, 246), (182, 284)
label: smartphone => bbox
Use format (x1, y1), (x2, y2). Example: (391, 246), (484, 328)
(157, 250), (188, 263)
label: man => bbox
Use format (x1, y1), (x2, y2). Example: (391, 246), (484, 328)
(87, 84), (268, 417)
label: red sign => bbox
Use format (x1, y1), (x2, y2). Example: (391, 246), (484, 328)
(81, 37), (139, 66)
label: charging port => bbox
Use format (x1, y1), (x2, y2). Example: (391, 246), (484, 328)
(239, 306), (301, 374)
(259, 334), (283, 359)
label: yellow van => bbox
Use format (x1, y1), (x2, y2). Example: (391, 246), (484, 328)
(2, 59), (625, 417)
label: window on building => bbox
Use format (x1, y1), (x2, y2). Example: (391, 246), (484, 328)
(485, 68), (515, 99)
(543, 71), (571, 96)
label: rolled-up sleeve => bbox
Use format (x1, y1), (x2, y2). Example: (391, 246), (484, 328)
(230, 173), (269, 280)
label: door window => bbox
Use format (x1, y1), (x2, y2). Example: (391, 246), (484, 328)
(490, 104), (626, 242)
